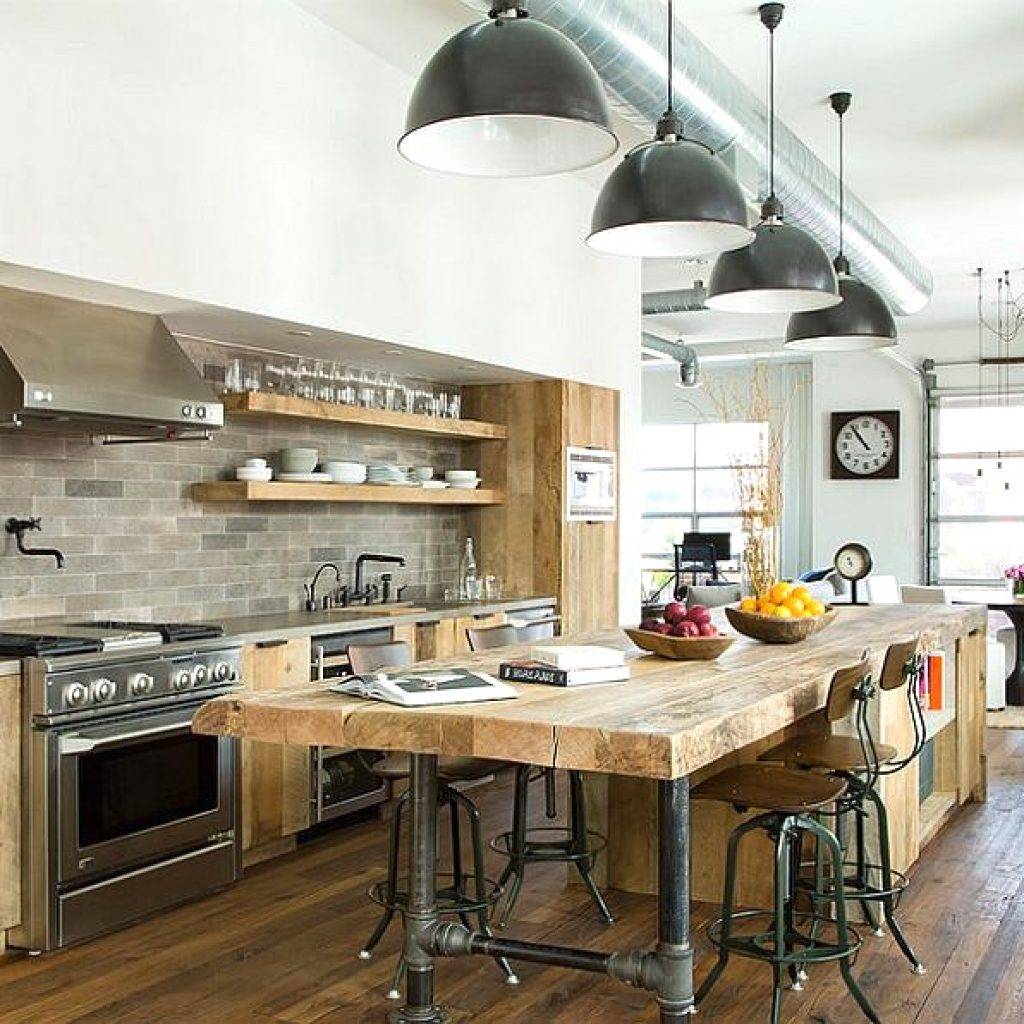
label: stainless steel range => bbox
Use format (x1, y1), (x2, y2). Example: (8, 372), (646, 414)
(6, 631), (243, 953)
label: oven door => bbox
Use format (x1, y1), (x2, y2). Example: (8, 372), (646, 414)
(55, 701), (237, 885)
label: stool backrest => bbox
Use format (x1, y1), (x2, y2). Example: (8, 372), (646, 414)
(825, 657), (873, 722)
(466, 623), (519, 651)
(879, 636), (921, 691)
(348, 640), (412, 675)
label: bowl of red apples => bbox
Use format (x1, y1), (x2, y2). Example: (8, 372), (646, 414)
(625, 602), (735, 661)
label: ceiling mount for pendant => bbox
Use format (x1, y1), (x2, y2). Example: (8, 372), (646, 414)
(785, 90), (897, 351)
(705, 3), (840, 314)
(587, 0), (752, 258)
(399, 2), (618, 177)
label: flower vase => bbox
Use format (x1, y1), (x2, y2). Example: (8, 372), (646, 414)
(1015, 580), (1024, 600)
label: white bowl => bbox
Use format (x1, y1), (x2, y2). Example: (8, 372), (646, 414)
(449, 479), (481, 490)
(413, 466), (434, 482)
(444, 470), (479, 482)
(244, 457), (268, 469)
(322, 461), (367, 484)
(279, 447), (318, 473)
(236, 466), (273, 482)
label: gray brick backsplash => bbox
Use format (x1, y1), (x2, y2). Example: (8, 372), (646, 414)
(0, 414), (469, 621)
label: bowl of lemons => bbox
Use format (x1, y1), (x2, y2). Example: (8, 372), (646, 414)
(724, 582), (837, 644)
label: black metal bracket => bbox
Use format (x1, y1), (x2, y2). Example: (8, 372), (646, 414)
(5, 517), (66, 569)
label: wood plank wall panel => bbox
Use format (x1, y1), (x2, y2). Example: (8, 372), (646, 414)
(0, 673), (20, 946)
(957, 629), (987, 804)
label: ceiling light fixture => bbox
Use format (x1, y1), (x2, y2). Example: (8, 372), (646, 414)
(399, 4), (617, 177)
(587, 0), (752, 258)
(705, 4), (840, 314)
(785, 92), (897, 351)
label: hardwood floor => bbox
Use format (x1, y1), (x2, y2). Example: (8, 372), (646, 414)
(2, 730), (1023, 1024)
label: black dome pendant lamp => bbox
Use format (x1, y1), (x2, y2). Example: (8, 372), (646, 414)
(587, 0), (752, 258)
(705, 4), (841, 314)
(785, 92), (897, 351)
(398, 4), (618, 178)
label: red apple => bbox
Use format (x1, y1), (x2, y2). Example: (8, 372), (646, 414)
(669, 623), (690, 638)
(686, 605), (711, 625)
(698, 623), (719, 637)
(663, 602), (686, 624)
(640, 618), (660, 632)
(655, 623), (673, 635)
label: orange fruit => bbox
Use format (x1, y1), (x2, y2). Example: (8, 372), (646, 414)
(739, 598), (758, 613)
(759, 602), (777, 617)
(772, 605), (793, 619)
(769, 582), (791, 604)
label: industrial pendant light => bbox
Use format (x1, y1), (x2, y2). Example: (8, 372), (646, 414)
(785, 92), (897, 351)
(705, 4), (840, 313)
(587, 0), (752, 258)
(398, 4), (618, 177)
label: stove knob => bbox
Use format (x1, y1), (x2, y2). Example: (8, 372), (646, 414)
(91, 678), (116, 703)
(173, 669), (193, 691)
(64, 682), (89, 708)
(193, 664), (210, 686)
(130, 672), (155, 696)
(213, 661), (232, 682)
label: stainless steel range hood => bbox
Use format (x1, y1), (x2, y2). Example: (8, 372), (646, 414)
(0, 285), (223, 436)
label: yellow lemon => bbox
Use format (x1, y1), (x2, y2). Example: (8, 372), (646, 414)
(769, 582), (792, 604)
(784, 597), (805, 615)
(740, 598), (758, 613)
(759, 602), (777, 617)
(791, 586), (811, 602)
(806, 599), (825, 617)
(772, 605), (794, 619)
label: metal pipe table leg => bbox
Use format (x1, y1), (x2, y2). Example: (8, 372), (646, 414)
(392, 753), (447, 1024)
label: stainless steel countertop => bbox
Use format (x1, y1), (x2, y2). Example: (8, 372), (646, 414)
(0, 597), (558, 676)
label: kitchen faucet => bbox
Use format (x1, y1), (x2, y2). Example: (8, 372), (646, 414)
(304, 562), (342, 612)
(352, 552), (406, 604)
(5, 517), (66, 569)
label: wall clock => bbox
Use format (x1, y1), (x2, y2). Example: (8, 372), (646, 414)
(830, 410), (900, 480)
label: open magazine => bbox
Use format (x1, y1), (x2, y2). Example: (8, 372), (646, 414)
(329, 668), (518, 707)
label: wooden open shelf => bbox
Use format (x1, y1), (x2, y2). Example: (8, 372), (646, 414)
(192, 481), (504, 506)
(221, 391), (508, 441)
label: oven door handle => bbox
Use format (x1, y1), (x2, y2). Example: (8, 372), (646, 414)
(59, 720), (191, 755)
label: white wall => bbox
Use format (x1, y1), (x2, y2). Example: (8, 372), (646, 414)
(0, 0), (641, 618)
(810, 351), (924, 583)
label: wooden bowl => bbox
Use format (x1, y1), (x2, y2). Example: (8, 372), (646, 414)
(624, 627), (735, 661)
(723, 604), (838, 645)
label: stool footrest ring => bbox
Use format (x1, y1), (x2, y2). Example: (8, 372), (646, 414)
(706, 909), (864, 967)
(489, 826), (607, 865)
(368, 872), (503, 917)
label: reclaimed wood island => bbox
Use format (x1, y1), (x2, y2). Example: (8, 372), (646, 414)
(194, 604), (987, 1023)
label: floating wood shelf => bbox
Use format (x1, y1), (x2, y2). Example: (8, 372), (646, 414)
(192, 481), (504, 506)
(221, 391), (508, 441)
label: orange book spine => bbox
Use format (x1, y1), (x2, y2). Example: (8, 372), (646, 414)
(927, 651), (943, 711)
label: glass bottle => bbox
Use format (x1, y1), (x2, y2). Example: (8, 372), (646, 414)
(459, 537), (478, 601)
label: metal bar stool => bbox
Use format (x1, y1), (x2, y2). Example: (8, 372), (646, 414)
(466, 624), (614, 929)
(348, 641), (517, 997)
(760, 636), (927, 974)
(693, 658), (881, 1024)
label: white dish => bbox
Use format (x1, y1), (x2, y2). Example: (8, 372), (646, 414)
(244, 458), (268, 469)
(421, 480), (450, 490)
(236, 466), (273, 482)
(449, 479), (481, 490)
(277, 471), (332, 483)
(412, 467), (434, 482)
(323, 462), (368, 484)
(279, 447), (318, 473)
(322, 461), (365, 472)
(444, 470), (478, 482)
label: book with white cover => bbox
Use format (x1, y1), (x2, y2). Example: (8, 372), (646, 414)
(526, 645), (626, 671)
(330, 668), (517, 708)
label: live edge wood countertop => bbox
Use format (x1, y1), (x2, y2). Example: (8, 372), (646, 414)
(193, 604), (985, 781)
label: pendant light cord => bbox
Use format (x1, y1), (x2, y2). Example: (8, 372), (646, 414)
(667, 0), (674, 114)
(768, 21), (775, 200)
(838, 112), (844, 259)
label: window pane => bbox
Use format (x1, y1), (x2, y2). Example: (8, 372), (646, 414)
(695, 516), (745, 565)
(937, 521), (1024, 581)
(937, 458), (1024, 516)
(695, 469), (739, 513)
(641, 517), (693, 557)
(938, 404), (1024, 455)
(640, 425), (695, 469)
(642, 470), (694, 515)
(695, 421), (766, 467)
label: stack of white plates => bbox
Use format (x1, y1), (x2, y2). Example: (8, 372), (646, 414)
(368, 464), (408, 486)
(322, 461), (367, 485)
(236, 458), (272, 482)
(445, 470), (481, 490)
(277, 471), (332, 483)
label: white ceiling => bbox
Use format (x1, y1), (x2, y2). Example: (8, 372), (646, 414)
(308, 0), (1024, 362)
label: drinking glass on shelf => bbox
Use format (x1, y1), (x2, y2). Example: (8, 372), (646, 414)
(224, 357), (244, 393)
(243, 358), (263, 392)
(465, 577), (483, 601)
(315, 360), (334, 402)
(448, 390), (462, 420)
(484, 575), (501, 601)
(261, 361), (286, 394)
(295, 360), (316, 399)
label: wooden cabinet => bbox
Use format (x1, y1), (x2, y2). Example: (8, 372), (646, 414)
(240, 639), (311, 860)
(0, 673), (20, 946)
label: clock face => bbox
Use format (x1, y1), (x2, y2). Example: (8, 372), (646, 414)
(834, 414), (896, 477)
(834, 542), (872, 581)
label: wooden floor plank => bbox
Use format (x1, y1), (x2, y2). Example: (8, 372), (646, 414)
(2, 729), (1023, 1024)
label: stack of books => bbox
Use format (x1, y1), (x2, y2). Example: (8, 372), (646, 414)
(499, 645), (630, 688)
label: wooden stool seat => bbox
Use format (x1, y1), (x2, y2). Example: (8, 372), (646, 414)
(692, 764), (847, 814)
(372, 753), (502, 782)
(759, 735), (898, 773)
